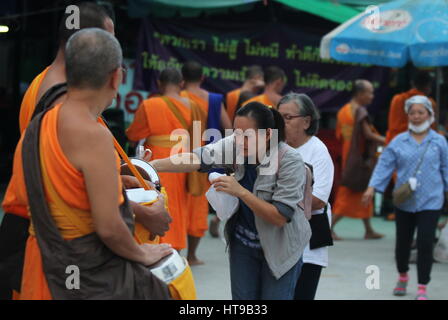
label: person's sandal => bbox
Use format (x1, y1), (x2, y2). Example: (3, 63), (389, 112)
(393, 280), (407, 296)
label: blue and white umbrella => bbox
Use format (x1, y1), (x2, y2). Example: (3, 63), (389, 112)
(320, 0), (448, 68)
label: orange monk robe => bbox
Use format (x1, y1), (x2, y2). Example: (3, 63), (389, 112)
(12, 105), (124, 299)
(243, 93), (274, 108)
(226, 88), (241, 122)
(2, 67), (51, 220)
(332, 103), (373, 219)
(19, 67), (50, 135)
(180, 91), (210, 239)
(385, 88), (437, 145)
(126, 97), (192, 250)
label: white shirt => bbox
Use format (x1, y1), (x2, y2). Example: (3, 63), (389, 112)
(296, 136), (334, 267)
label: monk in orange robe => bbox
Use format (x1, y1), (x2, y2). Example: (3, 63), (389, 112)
(332, 80), (385, 240)
(16, 28), (172, 300)
(226, 65), (264, 122)
(243, 66), (286, 109)
(385, 70), (437, 145)
(179, 61), (232, 265)
(127, 67), (200, 251)
(0, 2), (115, 300)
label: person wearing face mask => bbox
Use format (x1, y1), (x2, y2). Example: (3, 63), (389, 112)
(362, 95), (448, 300)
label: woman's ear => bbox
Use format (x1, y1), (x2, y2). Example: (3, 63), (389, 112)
(304, 116), (311, 131)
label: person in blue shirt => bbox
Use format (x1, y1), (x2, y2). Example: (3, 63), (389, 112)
(362, 95), (448, 301)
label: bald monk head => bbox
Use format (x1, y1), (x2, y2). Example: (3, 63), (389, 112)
(65, 28), (123, 107)
(237, 65), (264, 94)
(58, 2), (114, 48)
(264, 66), (286, 94)
(157, 68), (183, 95)
(182, 61), (203, 84)
(352, 79), (374, 107)
(33, 2), (116, 111)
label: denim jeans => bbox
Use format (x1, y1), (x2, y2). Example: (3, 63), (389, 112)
(229, 239), (303, 300)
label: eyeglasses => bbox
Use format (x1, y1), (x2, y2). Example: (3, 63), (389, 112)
(281, 114), (306, 121)
(121, 64), (127, 79)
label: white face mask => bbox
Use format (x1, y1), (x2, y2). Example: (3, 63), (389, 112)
(408, 120), (431, 134)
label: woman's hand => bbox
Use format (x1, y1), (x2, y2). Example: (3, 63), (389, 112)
(362, 187), (375, 207)
(211, 176), (248, 198)
(121, 175), (155, 190)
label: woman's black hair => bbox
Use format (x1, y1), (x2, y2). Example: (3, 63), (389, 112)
(235, 101), (286, 142)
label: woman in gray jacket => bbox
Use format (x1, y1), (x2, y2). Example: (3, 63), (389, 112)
(151, 102), (311, 300)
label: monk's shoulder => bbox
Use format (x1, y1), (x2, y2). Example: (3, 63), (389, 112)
(336, 103), (349, 118)
(144, 96), (169, 110)
(67, 119), (113, 151)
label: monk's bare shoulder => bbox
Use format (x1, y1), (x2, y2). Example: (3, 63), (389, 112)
(37, 69), (66, 103)
(59, 117), (114, 170)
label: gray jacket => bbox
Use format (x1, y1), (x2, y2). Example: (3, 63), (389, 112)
(193, 135), (311, 279)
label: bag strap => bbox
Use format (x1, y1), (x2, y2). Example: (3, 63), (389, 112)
(98, 117), (153, 191)
(412, 140), (431, 176)
(31, 83), (68, 120)
(161, 96), (189, 130)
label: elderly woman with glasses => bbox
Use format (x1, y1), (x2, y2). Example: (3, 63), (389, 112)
(278, 93), (334, 300)
(363, 95), (448, 300)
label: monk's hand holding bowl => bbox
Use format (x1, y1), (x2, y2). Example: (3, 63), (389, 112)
(212, 176), (248, 198)
(140, 243), (173, 266)
(132, 193), (172, 240)
(362, 187), (375, 207)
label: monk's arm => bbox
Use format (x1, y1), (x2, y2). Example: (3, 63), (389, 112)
(362, 120), (385, 145)
(220, 104), (232, 129)
(151, 153), (201, 173)
(126, 102), (151, 142)
(79, 127), (154, 264)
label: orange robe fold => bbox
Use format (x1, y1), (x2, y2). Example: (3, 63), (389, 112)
(180, 91), (210, 238)
(2, 67), (50, 219)
(16, 104), (124, 300)
(333, 103), (373, 219)
(243, 93), (274, 108)
(385, 88), (437, 145)
(126, 96), (192, 250)
(226, 88), (241, 122)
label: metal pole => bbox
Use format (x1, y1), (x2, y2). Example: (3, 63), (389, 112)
(436, 67), (442, 113)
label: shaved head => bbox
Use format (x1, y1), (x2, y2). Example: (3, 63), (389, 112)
(182, 61), (203, 83)
(352, 79), (374, 106)
(264, 66), (286, 85)
(352, 79), (373, 97)
(246, 65), (263, 80)
(65, 28), (122, 89)
(159, 68), (183, 86)
(58, 2), (114, 47)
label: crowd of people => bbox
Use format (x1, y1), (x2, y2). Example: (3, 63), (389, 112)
(0, 2), (446, 301)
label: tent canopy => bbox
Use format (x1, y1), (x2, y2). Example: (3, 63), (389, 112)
(128, 0), (392, 24)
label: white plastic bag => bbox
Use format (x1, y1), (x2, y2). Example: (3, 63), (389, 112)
(206, 172), (239, 221)
(434, 223), (448, 263)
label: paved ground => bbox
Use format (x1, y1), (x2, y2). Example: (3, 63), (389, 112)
(1, 201), (446, 300)
(185, 216), (448, 300)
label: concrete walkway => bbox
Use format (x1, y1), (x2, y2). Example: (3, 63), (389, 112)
(186, 216), (448, 300)
(1, 203), (446, 300)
